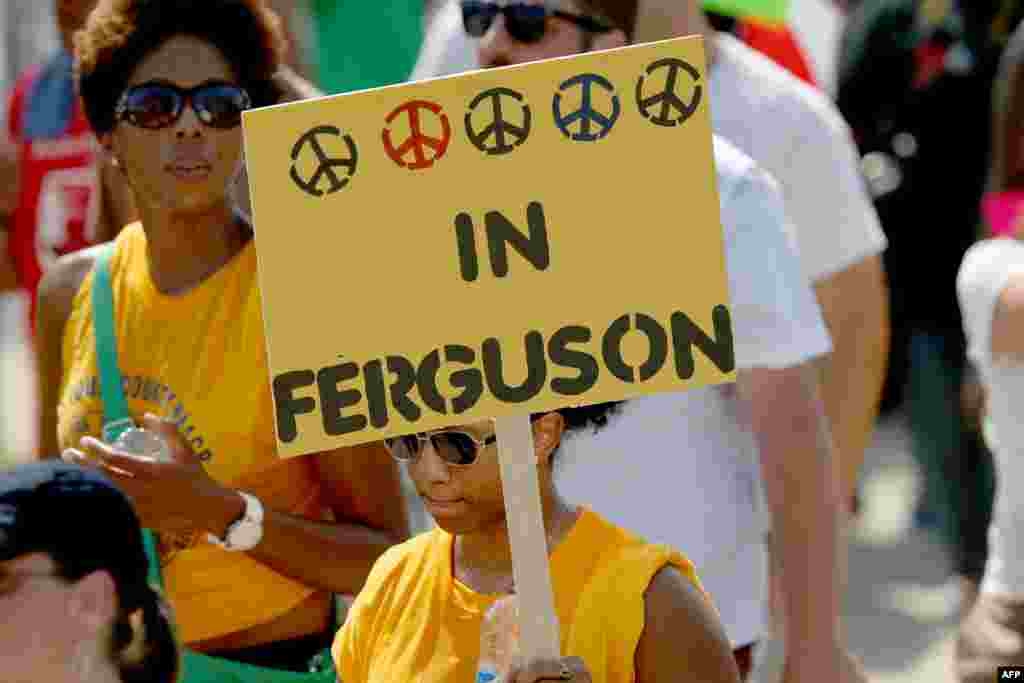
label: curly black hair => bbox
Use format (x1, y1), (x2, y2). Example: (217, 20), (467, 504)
(75, 0), (286, 135)
(532, 401), (622, 438)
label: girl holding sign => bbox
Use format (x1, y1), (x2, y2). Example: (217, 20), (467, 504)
(37, 0), (410, 677)
(332, 405), (740, 683)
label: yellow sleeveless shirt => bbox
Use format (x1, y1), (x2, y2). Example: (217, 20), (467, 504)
(332, 507), (712, 683)
(58, 222), (328, 644)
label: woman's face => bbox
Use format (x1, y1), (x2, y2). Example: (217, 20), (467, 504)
(0, 553), (81, 682)
(406, 415), (562, 535)
(407, 420), (506, 535)
(106, 35), (245, 214)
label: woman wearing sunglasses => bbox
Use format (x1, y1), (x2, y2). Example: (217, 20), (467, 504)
(37, 0), (409, 675)
(332, 405), (740, 683)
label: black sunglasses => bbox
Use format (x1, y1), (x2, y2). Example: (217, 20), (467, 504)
(461, 1), (613, 44)
(115, 81), (251, 130)
(385, 428), (498, 467)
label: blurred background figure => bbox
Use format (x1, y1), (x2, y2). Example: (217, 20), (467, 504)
(955, 17), (1024, 682)
(0, 0), (136, 461)
(0, 2), (58, 96)
(413, 0), (827, 84)
(268, 0), (424, 94)
(835, 0), (1024, 614)
(0, 460), (179, 683)
(0, 1), (57, 463)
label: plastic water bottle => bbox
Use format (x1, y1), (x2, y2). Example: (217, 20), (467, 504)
(477, 595), (520, 683)
(113, 427), (172, 463)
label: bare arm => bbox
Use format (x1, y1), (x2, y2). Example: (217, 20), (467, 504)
(114, 436), (413, 597)
(635, 567), (740, 683)
(35, 248), (100, 458)
(989, 25), (1024, 193)
(738, 363), (844, 676)
(214, 443), (411, 595)
(813, 253), (890, 507)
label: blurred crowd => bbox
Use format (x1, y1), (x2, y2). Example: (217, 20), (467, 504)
(2, 1), (1024, 682)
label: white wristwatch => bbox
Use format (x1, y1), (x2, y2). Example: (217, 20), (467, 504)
(206, 492), (264, 552)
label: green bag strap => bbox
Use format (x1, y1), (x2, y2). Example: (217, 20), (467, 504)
(89, 242), (165, 590)
(91, 242), (134, 445)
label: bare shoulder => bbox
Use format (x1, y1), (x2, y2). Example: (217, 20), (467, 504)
(635, 566), (739, 683)
(642, 565), (717, 627)
(37, 244), (106, 331)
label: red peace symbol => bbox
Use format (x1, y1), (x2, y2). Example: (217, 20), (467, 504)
(381, 100), (452, 170)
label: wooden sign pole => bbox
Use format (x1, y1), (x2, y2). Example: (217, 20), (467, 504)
(495, 414), (561, 661)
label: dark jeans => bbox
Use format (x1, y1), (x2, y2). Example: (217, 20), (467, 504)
(906, 333), (995, 580)
(957, 426), (995, 582)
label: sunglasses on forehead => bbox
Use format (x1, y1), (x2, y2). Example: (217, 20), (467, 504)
(461, 1), (613, 44)
(115, 81), (251, 130)
(385, 427), (498, 467)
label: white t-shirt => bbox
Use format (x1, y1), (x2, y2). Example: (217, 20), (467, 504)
(410, 0), (479, 82)
(555, 136), (832, 648)
(710, 34), (886, 282)
(957, 238), (1024, 597)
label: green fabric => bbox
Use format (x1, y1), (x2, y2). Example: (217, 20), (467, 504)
(92, 244), (134, 445)
(701, 0), (790, 23)
(309, 0), (423, 95)
(92, 246), (337, 683)
(142, 530), (336, 682)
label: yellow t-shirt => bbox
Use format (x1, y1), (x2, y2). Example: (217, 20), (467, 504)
(58, 222), (329, 644)
(332, 508), (708, 683)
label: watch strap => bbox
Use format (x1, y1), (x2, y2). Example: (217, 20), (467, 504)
(206, 491), (263, 552)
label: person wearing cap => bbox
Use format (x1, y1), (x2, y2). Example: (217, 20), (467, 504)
(0, 460), (179, 683)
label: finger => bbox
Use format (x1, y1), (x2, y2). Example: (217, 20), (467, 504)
(80, 436), (158, 476)
(62, 448), (96, 467)
(98, 460), (138, 479)
(65, 446), (138, 480)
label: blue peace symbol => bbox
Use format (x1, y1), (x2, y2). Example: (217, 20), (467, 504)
(552, 73), (620, 142)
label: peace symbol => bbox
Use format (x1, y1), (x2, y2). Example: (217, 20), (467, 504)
(382, 100), (452, 170)
(289, 125), (359, 197)
(635, 58), (702, 128)
(465, 87), (532, 156)
(552, 73), (620, 142)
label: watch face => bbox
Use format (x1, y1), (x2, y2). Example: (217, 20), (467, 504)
(227, 518), (262, 549)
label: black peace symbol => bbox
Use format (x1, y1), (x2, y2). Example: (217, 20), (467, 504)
(465, 87), (532, 156)
(552, 73), (620, 142)
(635, 58), (703, 128)
(289, 125), (359, 197)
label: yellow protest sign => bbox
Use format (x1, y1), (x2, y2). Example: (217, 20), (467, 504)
(242, 36), (734, 458)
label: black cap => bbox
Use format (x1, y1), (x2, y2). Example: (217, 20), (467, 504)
(0, 461), (152, 610)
